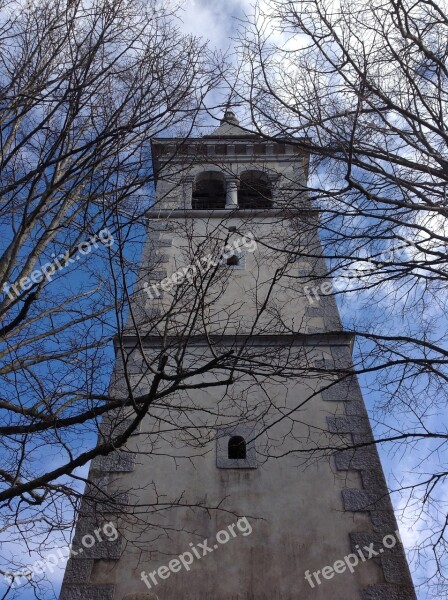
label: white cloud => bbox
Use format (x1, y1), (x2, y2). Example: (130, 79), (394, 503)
(175, 0), (253, 50)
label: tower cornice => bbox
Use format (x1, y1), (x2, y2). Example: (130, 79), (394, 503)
(144, 207), (318, 219)
(114, 332), (356, 352)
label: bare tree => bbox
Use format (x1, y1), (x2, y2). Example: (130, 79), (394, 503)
(0, 3), (324, 597)
(233, 0), (448, 594)
(0, 0), (226, 595)
(4, 0), (444, 596)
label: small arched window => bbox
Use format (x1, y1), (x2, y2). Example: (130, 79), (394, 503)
(228, 436), (247, 460)
(226, 254), (240, 266)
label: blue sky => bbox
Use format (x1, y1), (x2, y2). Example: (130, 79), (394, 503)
(4, 1), (442, 598)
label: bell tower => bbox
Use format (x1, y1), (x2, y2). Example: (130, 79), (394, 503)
(59, 112), (416, 600)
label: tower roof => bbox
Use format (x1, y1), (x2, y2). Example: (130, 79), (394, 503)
(205, 110), (259, 139)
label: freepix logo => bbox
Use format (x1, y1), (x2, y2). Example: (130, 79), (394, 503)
(2, 228), (114, 301)
(3, 522), (118, 588)
(143, 233), (257, 300)
(304, 529), (403, 588)
(140, 517), (252, 589)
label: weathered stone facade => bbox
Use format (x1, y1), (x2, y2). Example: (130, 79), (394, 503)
(59, 112), (416, 600)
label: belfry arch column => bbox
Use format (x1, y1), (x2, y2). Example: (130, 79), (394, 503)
(225, 177), (239, 209)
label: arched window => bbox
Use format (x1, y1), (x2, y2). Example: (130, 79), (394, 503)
(238, 171), (272, 209)
(192, 171), (226, 209)
(228, 436), (247, 460)
(226, 254), (240, 266)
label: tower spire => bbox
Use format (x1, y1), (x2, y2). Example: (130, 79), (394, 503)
(221, 108), (239, 126)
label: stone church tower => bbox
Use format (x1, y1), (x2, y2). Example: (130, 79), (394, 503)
(59, 112), (416, 600)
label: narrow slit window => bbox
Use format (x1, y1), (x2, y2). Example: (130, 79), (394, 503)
(228, 436), (246, 460)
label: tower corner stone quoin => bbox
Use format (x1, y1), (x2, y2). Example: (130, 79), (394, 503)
(59, 111), (416, 600)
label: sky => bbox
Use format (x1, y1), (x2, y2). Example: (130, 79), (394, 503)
(4, 1), (438, 599)
(176, 0), (252, 45)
